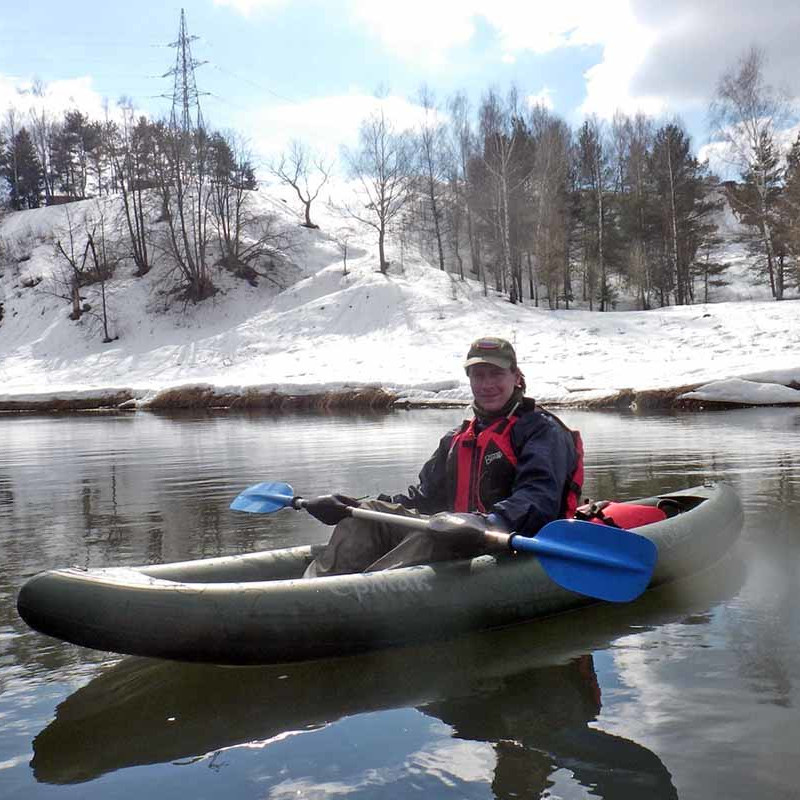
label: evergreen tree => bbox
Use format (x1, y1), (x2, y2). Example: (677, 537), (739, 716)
(2, 127), (44, 210)
(783, 133), (800, 286)
(649, 123), (720, 305)
(727, 129), (787, 299)
(51, 110), (93, 198)
(695, 227), (731, 302)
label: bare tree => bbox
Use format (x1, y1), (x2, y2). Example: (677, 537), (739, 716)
(84, 210), (119, 342)
(528, 106), (572, 307)
(54, 210), (92, 321)
(335, 228), (355, 275)
(152, 122), (215, 301)
(576, 116), (613, 310)
(343, 106), (414, 273)
(620, 113), (656, 308)
(52, 205), (118, 340)
(444, 164), (466, 279)
(477, 88), (535, 303)
(269, 139), (332, 228)
(448, 92), (480, 278)
(710, 46), (789, 299)
(28, 79), (55, 203)
(209, 132), (292, 287)
(414, 85), (449, 270)
(112, 98), (154, 276)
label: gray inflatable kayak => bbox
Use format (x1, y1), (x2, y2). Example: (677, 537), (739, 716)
(17, 484), (742, 665)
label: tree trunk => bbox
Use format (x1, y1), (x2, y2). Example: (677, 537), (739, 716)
(758, 182), (779, 299)
(378, 227), (387, 273)
(466, 207), (479, 276)
(666, 142), (682, 304)
(70, 283), (82, 320)
(500, 176), (515, 302)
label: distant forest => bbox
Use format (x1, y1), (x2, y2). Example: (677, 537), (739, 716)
(1, 46), (798, 308)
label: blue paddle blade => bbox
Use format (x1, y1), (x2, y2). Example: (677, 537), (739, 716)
(510, 519), (658, 603)
(230, 481), (295, 513)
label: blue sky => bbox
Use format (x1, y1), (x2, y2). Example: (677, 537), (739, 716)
(1, 0), (799, 175)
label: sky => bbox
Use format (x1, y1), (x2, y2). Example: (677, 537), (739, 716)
(1, 0), (800, 176)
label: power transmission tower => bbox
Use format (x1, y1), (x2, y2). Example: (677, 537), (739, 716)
(163, 8), (207, 135)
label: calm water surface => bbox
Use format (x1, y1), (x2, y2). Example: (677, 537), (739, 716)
(1, 408), (799, 799)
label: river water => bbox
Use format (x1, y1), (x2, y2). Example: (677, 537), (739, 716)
(1, 407), (798, 799)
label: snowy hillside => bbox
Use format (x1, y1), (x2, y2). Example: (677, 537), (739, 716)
(0, 183), (799, 410)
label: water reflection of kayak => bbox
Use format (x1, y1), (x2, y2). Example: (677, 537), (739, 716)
(18, 485), (742, 664)
(32, 556), (743, 789)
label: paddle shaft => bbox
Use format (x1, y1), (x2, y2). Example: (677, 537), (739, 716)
(296, 498), (515, 549)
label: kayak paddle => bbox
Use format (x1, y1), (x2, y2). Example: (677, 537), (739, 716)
(230, 481), (658, 602)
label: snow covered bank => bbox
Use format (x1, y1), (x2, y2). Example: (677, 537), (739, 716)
(679, 377), (800, 406)
(1, 190), (799, 413)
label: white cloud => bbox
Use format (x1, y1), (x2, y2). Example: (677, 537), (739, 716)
(0, 75), (120, 126)
(480, 1), (626, 55)
(241, 92), (430, 167)
(348, 0), (477, 64)
(348, 0), (637, 61)
(213, 0), (289, 15)
(346, 0), (665, 118)
(578, 9), (665, 119)
(348, 0), (624, 60)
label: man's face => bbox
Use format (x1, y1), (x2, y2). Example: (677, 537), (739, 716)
(468, 363), (517, 412)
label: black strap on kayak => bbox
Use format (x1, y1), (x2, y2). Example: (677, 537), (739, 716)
(574, 500), (621, 528)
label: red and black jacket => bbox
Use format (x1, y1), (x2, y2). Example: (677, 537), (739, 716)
(389, 399), (581, 535)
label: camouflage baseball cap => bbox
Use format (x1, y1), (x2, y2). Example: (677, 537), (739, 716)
(464, 337), (517, 371)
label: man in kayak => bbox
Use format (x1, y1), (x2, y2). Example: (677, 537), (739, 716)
(303, 336), (581, 576)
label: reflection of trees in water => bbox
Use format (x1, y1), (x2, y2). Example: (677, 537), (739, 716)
(80, 469), (126, 555)
(729, 611), (794, 708)
(145, 514), (164, 564)
(726, 533), (799, 709)
(771, 453), (800, 511)
(588, 465), (715, 506)
(0, 474), (14, 507)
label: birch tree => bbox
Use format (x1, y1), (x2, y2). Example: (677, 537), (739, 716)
(414, 85), (449, 270)
(344, 107), (414, 273)
(112, 99), (153, 276)
(477, 88), (532, 303)
(529, 106), (572, 307)
(710, 46), (789, 299)
(448, 92), (480, 279)
(28, 79), (55, 203)
(576, 116), (613, 310)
